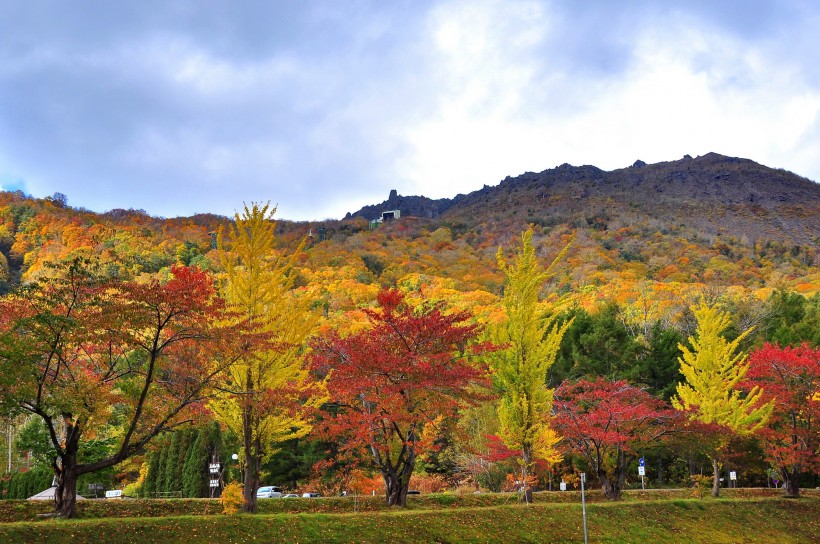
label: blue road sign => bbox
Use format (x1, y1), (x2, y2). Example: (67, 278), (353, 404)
(639, 457), (645, 467)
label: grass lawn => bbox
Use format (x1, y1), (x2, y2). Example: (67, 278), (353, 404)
(0, 495), (818, 543)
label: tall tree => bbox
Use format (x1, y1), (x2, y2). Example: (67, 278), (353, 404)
(310, 288), (489, 507)
(671, 301), (773, 496)
(209, 203), (317, 513)
(631, 322), (683, 400)
(743, 343), (819, 497)
(552, 304), (642, 383)
(492, 227), (571, 502)
(0, 261), (233, 517)
(554, 378), (678, 500)
(765, 291), (820, 347)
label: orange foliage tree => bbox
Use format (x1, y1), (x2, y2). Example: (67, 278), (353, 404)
(0, 261), (235, 517)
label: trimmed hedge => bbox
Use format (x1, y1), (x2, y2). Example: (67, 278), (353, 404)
(0, 468), (52, 500)
(1, 487), (814, 523)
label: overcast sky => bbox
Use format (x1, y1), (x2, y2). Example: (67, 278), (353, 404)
(1, 1), (818, 221)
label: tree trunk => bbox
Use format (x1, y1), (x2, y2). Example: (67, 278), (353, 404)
(521, 446), (533, 504)
(242, 459), (257, 512)
(711, 458), (721, 498)
(55, 460), (79, 518)
(384, 471), (408, 507)
(598, 470), (621, 500)
(598, 464), (623, 501)
(598, 450), (626, 500)
(241, 414), (258, 513)
(382, 445), (416, 507)
(657, 456), (664, 486)
(783, 468), (800, 498)
(54, 416), (82, 518)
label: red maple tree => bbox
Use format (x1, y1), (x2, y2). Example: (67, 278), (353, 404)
(553, 378), (678, 500)
(743, 343), (820, 497)
(310, 288), (490, 506)
(0, 261), (235, 517)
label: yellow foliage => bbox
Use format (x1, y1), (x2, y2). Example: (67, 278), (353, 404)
(221, 482), (244, 515)
(672, 301), (773, 433)
(211, 202), (322, 470)
(493, 228), (571, 469)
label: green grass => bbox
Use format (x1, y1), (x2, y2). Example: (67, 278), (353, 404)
(1, 487), (807, 522)
(0, 496), (818, 543)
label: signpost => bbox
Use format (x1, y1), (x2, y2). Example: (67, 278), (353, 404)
(560, 481), (567, 491)
(580, 473), (588, 544)
(639, 457), (646, 490)
(105, 490), (123, 499)
(209, 457), (222, 498)
(88, 483), (104, 498)
(730, 471), (737, 488)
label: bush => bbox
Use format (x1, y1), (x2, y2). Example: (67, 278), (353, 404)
(690, 475), (712, 499)
(220, 482), (243, 515)
(123, 481), (142, 498)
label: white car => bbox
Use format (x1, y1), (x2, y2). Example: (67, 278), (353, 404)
(256, 486), (282, 498)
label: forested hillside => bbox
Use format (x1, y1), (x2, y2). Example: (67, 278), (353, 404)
(1, 153), (818, 514)
(2, 152), (818, 307)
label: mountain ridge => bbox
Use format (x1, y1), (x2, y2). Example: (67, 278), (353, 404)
(346, 153), (820, 247)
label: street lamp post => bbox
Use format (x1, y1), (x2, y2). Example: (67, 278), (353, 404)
(580, 472), (588, 544)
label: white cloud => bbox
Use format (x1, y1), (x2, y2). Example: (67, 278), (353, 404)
(391, 0), (820, 202)
(1, 1), (818, 221)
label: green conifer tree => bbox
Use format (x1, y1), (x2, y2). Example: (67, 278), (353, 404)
(182, 430), (207, 498)
(155, 442), (169, 495)
(142, 450), (159, 498)
(163, 432), (181, 494)
(175, 429), (194, 491)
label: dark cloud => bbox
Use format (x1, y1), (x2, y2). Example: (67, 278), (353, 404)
(1, 1), (817, 220)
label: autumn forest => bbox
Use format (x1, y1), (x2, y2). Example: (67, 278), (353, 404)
(0, 153), (818, 519)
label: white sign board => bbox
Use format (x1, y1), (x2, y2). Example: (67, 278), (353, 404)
(209, 479), (220, 488)
(560, 482), (567, 491)
(638, 466), (645, 476)
(105, 490), (123, 499)
(730, 471), (737, 481)
(209, 463), (220, 474)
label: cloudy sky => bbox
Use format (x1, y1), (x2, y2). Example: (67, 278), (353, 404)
(1, 1), (818, 221)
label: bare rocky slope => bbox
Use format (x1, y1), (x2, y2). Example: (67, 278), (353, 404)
(347, 153), (820, 247)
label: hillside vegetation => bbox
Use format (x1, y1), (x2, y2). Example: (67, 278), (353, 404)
(1, 152), (818, 520)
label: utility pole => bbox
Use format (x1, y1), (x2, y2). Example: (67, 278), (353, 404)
(580, 472), (588, 544)
(7, 418), (13, 473)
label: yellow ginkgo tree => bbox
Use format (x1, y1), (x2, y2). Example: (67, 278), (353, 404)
(672, 301), (772, 497)
(210, 203), (319, 513)
(493, 228), (572, 502)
